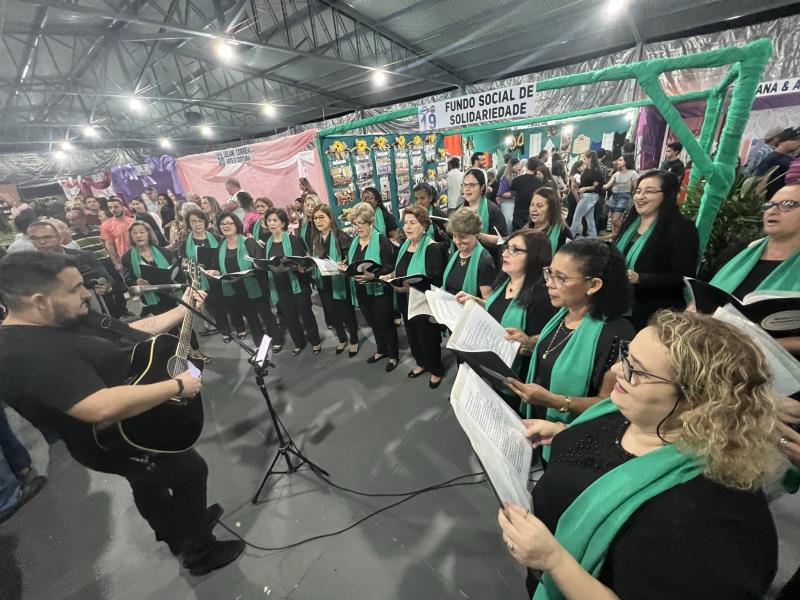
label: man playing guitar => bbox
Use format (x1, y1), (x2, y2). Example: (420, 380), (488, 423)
(0, 252), (243, 575)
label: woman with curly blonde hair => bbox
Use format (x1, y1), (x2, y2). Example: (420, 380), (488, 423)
(499, 310), (785, 600)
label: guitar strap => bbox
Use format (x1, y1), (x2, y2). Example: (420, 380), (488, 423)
(84, 311), (150, 344)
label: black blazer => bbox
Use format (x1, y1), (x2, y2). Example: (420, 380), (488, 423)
(624, 213), (699, 330)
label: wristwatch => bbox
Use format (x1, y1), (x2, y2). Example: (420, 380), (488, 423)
(558, 395), (572, 413)
(173, 378), (184, 396)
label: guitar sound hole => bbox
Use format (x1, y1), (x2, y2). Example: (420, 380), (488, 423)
(167, 356), (188, 378)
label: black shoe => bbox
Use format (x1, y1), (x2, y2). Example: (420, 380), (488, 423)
(222, 335), (232, 343)
(348, 344), (360, 358)
(183, 538), (245, 576)
(292, 346), (306, 356)
(312, 345), (322, 355)
(168, 504), (225, 555)
(199, 327), (218, 337)
(0, 475), (46, 524)
(385, 359), (398, 372)
(335, 342), (347, 355)
(367, 353), (387, 364)
(408, 368), (427, 379)
(236, 331), (247, 340)
(429, 376), (443, 389)
(272, 344), (283, 354)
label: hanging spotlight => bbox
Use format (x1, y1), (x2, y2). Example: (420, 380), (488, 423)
(83, 125), (98, 138)
(54, 150), (67, 160)
(128, 97), (145, 112)
(200, 125), (213, 137)
(607, 0), (626, 14)
(371, 68), (388, 87)
(215, 40), (235, 62)
(262, 103), (277, 117)
(61, 141), (73, 151)
(160, 138), (172, 149)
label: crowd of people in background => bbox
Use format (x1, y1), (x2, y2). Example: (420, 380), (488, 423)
(1, 136), (800, 599)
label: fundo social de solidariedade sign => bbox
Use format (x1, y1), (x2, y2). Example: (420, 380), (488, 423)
(418, 83), (538, 131)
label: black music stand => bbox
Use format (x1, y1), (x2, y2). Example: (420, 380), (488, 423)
(169, 291), (329, 505)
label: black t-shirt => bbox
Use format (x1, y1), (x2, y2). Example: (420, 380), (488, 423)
(380, 208), (399, 236)
(266, 234), (310, 296)
(486, 283), (557, 337)
(659, 158), (686, 182)
(510, 174), (544, 228)
(579, 167), (605, 195)
(349, 233), (396, 302)
(394, 242), (445, 312)
(444, 250), (497, 295)
(0, 319), (143, 467)
(731, 259), (782, 300)
(533, 411), (777, 599)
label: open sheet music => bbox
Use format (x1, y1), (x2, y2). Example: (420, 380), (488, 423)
(447, 299), (520, 366)
(406, 286), (464, 330)
(451, 364), (532, 509)
(713, 305), (800, 396)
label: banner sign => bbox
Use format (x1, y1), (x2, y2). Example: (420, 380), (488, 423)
(418, 84), (538, 131)
(755, 77), (800, 97)
(215, 145), (252, 166)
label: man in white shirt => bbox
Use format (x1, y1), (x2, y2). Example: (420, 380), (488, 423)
(222, 177), (246, 220)
(446, 157), (464, 213)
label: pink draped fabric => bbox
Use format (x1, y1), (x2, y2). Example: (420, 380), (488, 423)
(175, 129), (326, 208)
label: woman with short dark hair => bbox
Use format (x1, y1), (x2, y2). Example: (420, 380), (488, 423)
(461, 168), (508, 267)
(527, 187), (572, 254)
(613, 170), (699, 330)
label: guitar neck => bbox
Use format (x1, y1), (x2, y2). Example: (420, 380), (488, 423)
(175, 260), (200, 364)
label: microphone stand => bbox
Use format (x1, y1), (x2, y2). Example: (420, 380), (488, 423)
(169, 292), (329, 505)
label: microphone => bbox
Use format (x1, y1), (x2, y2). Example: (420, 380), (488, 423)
(128, 283), (187, 296)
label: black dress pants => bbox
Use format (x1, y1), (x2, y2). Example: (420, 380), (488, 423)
(84, 449), (210, 554)
(318, 284), (359, 344)
(224, 292), (265, 342)
(358, 291), (398, 359)
(276, 288), (321, 348)
(403, 314), (444, 376)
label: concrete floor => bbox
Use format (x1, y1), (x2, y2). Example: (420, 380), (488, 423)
(1, 306), (799, 600)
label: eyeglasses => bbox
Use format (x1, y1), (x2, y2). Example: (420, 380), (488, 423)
(633, 187), (663, 197)
(219, 221), (235, 228)
(29, 234), (59, 242)
(462, 182), (480, 190)
(503, 245), (527, 256)
(618, 341), (676, 386)
(352, 220), (368, 226)
(762, 199), (800, 213)
(542, 266), (590, 287)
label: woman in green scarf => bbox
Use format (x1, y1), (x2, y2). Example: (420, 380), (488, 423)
(311, 204), (359, 357)
(613, 170), (698, 331)
(443, 208), (496, 299)
(121, 221), (178, 316)
(383, 205), (446, 388)
(360, 187), (400, 242)
(346, 201), (399, 370)
(499, 311), (784, 600)
(506, 239), (634, 429)
(709, 184), (800, 356)
(262, 208), (321, 356)
(299, 193), (321, 251)
(412, 182), (448, 245)
(249, 196), (273, 246)
(461, 168), (507, 268)
(526, 187), (572, 255)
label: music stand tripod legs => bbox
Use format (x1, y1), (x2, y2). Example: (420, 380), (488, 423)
(170, 295), (329, 505)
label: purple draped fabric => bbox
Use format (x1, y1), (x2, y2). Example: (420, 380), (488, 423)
(110, 155), (184, 204)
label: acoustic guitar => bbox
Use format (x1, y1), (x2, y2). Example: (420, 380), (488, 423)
(93, 261), (205, 454)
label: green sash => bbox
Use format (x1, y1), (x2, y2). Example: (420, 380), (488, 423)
(534, 399), (703, 600)
(442, 243), (486, 297)
(316, 231), (348, 301)
(130, 245), (172, 306)
(395, 234), (431, 276)
(477, 197), (490, 233)
(218, 235), (262, 299)
(524, 308), (606, 460)
(485, 279), (527, 330)
(252, 219), (264, 243)
(184, 232), (218, 291)
(300, 220), (308, 241)
(374, 208), (387, 235)
(709, 237), (800, 294)
(347, 228), (385, 307)
(264, 234), (302, 304)
(547, 225), (562, 256)
(615, 217), (657, 269)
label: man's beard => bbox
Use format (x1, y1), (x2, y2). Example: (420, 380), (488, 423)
(54, 302), (91, 328)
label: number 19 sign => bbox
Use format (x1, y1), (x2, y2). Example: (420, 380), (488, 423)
(418, 84), (538, 132)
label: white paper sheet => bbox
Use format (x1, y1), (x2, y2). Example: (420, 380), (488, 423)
(451, 364), (532, 508)
(425, 286), (464, 331)
(310, 256), (342, 275)
(601, 132), (615, 151)
(447, 300), (520, 366)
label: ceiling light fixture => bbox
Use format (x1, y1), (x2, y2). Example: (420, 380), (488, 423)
(61, 141), (73, 151)
(54, 150), (67, 160)
(262, 103), (277, 117)
(725, 14), (742, 21)
(160, 138), (172, 149)
(83, 125), (98, 137)
(561, 125), (574, 134)
(371, 68), (388, 87)
(215, 40), (235, 62)
(128, 97), (144, 112)
(200, 125), (213, 137)
(607, 0), (626, 14)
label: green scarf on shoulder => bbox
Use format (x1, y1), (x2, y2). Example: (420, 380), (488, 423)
(315, 231), (348, 301)
(547, 225), (562, 256)
(615, 217), (657, 269)
(218, 235), (262, 299)
(252, 219), (264, 243)
(395, 233), (431, 276)
(442, 243), (487, 297)
(130, 245), (173, 306)
(485, 279), (527, 330)
(534, 398), (703, 600)
(477, 197), (490, 233)
(184, 232), (218, 291)
(347, 228), (385, 308)
(373, 208), (387, 235)
(264, 234), (302, 304)
(710, 237), (800, 294)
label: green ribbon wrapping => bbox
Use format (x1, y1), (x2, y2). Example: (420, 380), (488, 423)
(709, 237), (800, 294)
(184, 232), (218, 291)
(315, 232), (348, 301)
(218, 235), (262, 299)
(534, 399), (703, 600)
(130, 245), (173, 306)
(442, 243), (487, 297)
(614, 217), (657, 269)
(264, 234), (302, 304)
(347, 228), (385, 308)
